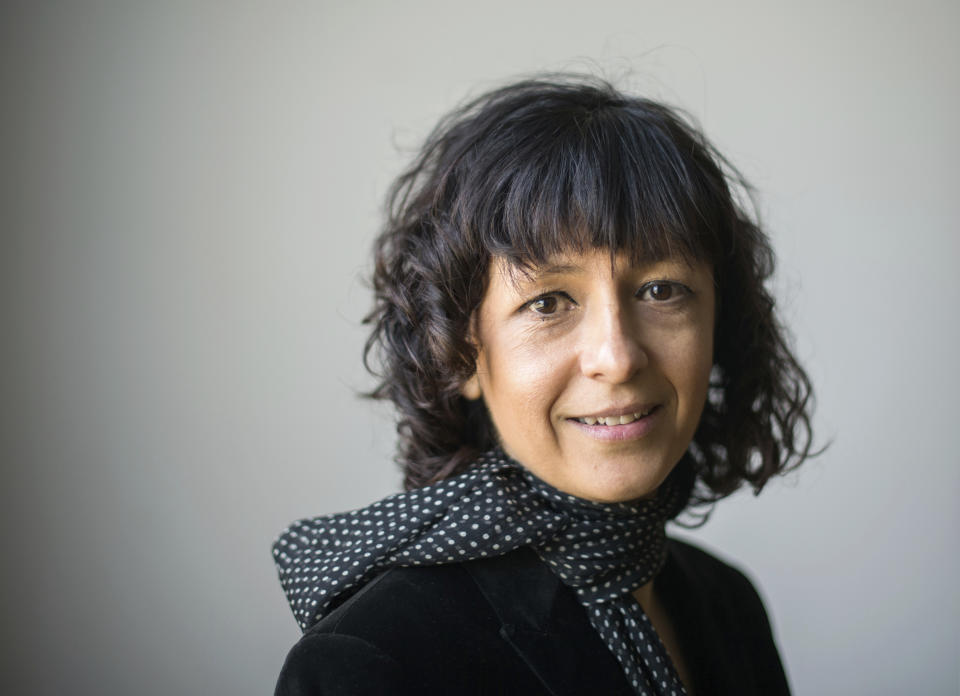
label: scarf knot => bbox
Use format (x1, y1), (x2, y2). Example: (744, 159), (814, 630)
(519, 468), (677, 602)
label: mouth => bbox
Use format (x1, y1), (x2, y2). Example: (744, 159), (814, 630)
(573, 405), (659, 426)
(567, 404), (662, 442)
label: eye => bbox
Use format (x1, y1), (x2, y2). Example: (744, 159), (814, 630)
(637, 281), (690, 302)
(523, 292), (574, 317)
(530, 296), (558, 314)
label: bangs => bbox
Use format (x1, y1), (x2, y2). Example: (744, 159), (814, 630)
(452, 95), (727, 272)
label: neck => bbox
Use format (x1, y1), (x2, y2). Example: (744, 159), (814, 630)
(631, 580), (655, 611)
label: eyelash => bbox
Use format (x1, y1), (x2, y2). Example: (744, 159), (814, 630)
(635, 281), (691, 303)
(523, 281), (691, 317)
(524, 292), (574, 317)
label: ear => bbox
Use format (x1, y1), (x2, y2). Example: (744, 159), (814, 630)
(460, 371), (481, 400)
(459, 312), (483, 400)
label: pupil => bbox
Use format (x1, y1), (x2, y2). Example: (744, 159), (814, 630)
(652, 284), (672, 300)
(536, 297), (557, 313)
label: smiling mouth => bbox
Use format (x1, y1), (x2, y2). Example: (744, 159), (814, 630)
(574, 406), (658, 426)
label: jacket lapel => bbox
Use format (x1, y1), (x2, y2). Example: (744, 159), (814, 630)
(464, 549), (635, 696)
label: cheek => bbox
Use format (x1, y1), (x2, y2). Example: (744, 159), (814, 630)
(478, 339), (567, 424)
(682, 331), (714, 418)
(659, 325), (714, 414)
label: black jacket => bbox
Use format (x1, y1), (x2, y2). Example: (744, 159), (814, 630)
(275, 539), (790, 695)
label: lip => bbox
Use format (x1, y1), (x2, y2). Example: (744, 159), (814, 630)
(566, 404), (662, 442)
(572, 403), (659, 421)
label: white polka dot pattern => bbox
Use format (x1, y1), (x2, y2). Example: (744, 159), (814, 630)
(273, 449), (687, 695)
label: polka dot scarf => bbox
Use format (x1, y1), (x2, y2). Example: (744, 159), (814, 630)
(273, 449), (688, 695)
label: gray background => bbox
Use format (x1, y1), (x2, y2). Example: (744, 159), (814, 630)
(3, 1), (958, 694)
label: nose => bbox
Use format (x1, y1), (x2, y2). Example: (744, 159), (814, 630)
(578, 299), (648, 383)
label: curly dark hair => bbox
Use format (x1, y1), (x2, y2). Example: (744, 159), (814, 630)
(364, 74), (815, 508)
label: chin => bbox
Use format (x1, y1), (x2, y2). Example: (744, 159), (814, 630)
(571, 458), (676, 503)
(571, 475), (664, 504)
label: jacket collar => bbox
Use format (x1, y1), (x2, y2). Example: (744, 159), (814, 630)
(463, 548), (635, 696)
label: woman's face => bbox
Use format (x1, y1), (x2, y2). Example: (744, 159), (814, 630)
(463, 248), (715, 503)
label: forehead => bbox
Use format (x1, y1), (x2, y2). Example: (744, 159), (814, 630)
(493, 248), (709, 289)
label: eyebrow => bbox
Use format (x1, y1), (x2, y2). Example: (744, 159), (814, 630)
(504, 262), (584, 290)
(535, 263), (583, 276)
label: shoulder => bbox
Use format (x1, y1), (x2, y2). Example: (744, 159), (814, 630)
(663, 537), (791, 695)
(274, 552), (551, 696)
(665, 536), (777, 631)
(666, 537), (763, 598)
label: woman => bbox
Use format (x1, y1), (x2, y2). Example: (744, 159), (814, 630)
(272, 75), (814, 695)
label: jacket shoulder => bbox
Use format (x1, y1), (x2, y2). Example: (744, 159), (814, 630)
(667, 537), (762, 596)
(665, 536), (778, 636)
(275, 555), (549, 695)
(664, 537), (791, 695)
